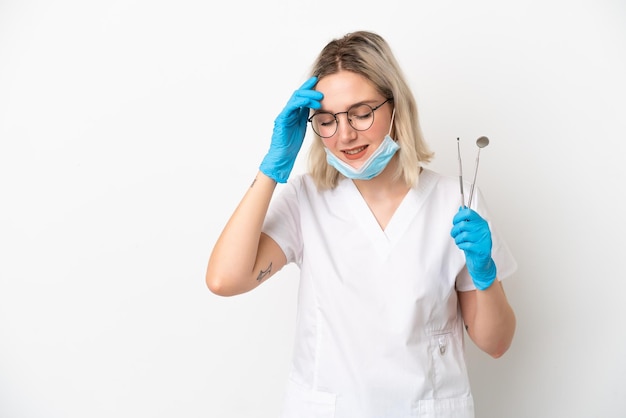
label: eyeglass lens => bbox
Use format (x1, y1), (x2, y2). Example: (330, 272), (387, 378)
(310, 103), (377, 138)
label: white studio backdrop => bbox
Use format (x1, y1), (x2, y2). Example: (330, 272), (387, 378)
(1, 0), (625, 417)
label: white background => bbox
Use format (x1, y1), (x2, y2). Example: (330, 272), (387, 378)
(1, 1), (625, 417)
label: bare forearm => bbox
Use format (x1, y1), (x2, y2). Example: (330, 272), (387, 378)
(206, 172), (277, 295)
(465, 281), (516, 358)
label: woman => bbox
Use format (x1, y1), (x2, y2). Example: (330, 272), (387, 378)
(206, 30), (517, 418)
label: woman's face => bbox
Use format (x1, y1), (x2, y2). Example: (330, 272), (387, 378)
(314, 71), (392, 169)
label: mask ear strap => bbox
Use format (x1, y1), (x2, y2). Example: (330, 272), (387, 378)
(388, 107), (396, 136)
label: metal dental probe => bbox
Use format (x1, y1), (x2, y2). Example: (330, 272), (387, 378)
(456, 137), (465, 207)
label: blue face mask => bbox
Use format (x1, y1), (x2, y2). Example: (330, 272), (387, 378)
(324, 109), (399, 180)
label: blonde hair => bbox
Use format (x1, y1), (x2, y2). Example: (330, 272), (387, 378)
(307, 31), (434, 189)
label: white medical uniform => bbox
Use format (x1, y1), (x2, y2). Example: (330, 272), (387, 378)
(262, 169), (517, 418)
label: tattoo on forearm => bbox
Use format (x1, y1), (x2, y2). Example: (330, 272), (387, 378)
(250, 177), (257, 188)
(256, 262), (272, 282)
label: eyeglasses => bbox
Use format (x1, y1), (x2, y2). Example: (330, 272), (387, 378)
(307, 98), (392, 138)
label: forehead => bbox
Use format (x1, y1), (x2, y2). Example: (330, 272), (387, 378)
(315, 71), (380, 111)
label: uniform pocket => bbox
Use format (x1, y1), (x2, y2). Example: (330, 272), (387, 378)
(280, 380), (336, 418)
(427, 328), (471, 399)
(414, 395), (474, 418)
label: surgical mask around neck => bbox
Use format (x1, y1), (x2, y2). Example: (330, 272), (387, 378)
(324, 108), (399, 180)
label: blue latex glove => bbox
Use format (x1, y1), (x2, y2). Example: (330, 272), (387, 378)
(450, 207), (497, 290)
(259, 76), (323, 183)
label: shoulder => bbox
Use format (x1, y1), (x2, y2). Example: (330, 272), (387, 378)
(284, 173), (316, 192)
(276, 173), (323, 204)
(417, 168), (468, 215)
(419, 168), (457, 191)
(286, 173), (346, 196)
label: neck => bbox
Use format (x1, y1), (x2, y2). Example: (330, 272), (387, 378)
(352, 155), (408, 197)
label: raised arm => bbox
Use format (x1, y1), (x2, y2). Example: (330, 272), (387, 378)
(206, 172), (282, 296)
(451, 207), (516, 358)
(205, 77), (323, 296)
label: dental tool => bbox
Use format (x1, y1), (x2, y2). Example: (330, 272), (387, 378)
(467, 136), (490, 208)
(456, 137), (465, 207)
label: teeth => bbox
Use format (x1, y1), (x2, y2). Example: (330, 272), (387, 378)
(345, 146), (366, 155)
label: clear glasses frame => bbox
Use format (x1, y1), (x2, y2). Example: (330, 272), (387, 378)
(307, 98), (392, 138)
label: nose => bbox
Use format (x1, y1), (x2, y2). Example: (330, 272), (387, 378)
(334, 112), (358, 141)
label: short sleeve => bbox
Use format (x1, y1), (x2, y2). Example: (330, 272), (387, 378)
(262, 176), (304, 265)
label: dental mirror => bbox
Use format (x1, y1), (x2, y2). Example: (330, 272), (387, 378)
(467, 136), (489, 208)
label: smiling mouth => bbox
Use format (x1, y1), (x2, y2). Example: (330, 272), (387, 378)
(343, 145), (367, 155)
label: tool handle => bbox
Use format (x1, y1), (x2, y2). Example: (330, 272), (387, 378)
(467, 153), (480, 207)
(457, 138), (465, 207)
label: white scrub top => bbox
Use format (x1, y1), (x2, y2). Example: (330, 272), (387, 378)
(262, 169), (517, 418)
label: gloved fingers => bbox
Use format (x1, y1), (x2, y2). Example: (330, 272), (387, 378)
(451, 208), (489, 234)
(286, 91), (323, 111)
(276, 77), (324, 123)
(289, 88), (323, 108)
(452, 229), (483, 247)
(451, 207), (493, 256)
(278, 90), (323, 125)
(452, 223), (491, 243)
(260, 77), (324, 183)
(451, 218), (482, 236)
(451, 220), (489, 236)
(454, 239), (479, 254)
(450, 207), (496, 287)
(298, 76), (319, 91)
(453, 238), (492, 271)
(289, 77), (324, 108)
(452, 207), (483, 225)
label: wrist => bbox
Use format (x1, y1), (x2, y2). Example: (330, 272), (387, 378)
(259, 153), (291, 184)
(468, 257), (497, 290)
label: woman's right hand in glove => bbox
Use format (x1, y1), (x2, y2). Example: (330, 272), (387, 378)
(259, 76), (323, 183)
